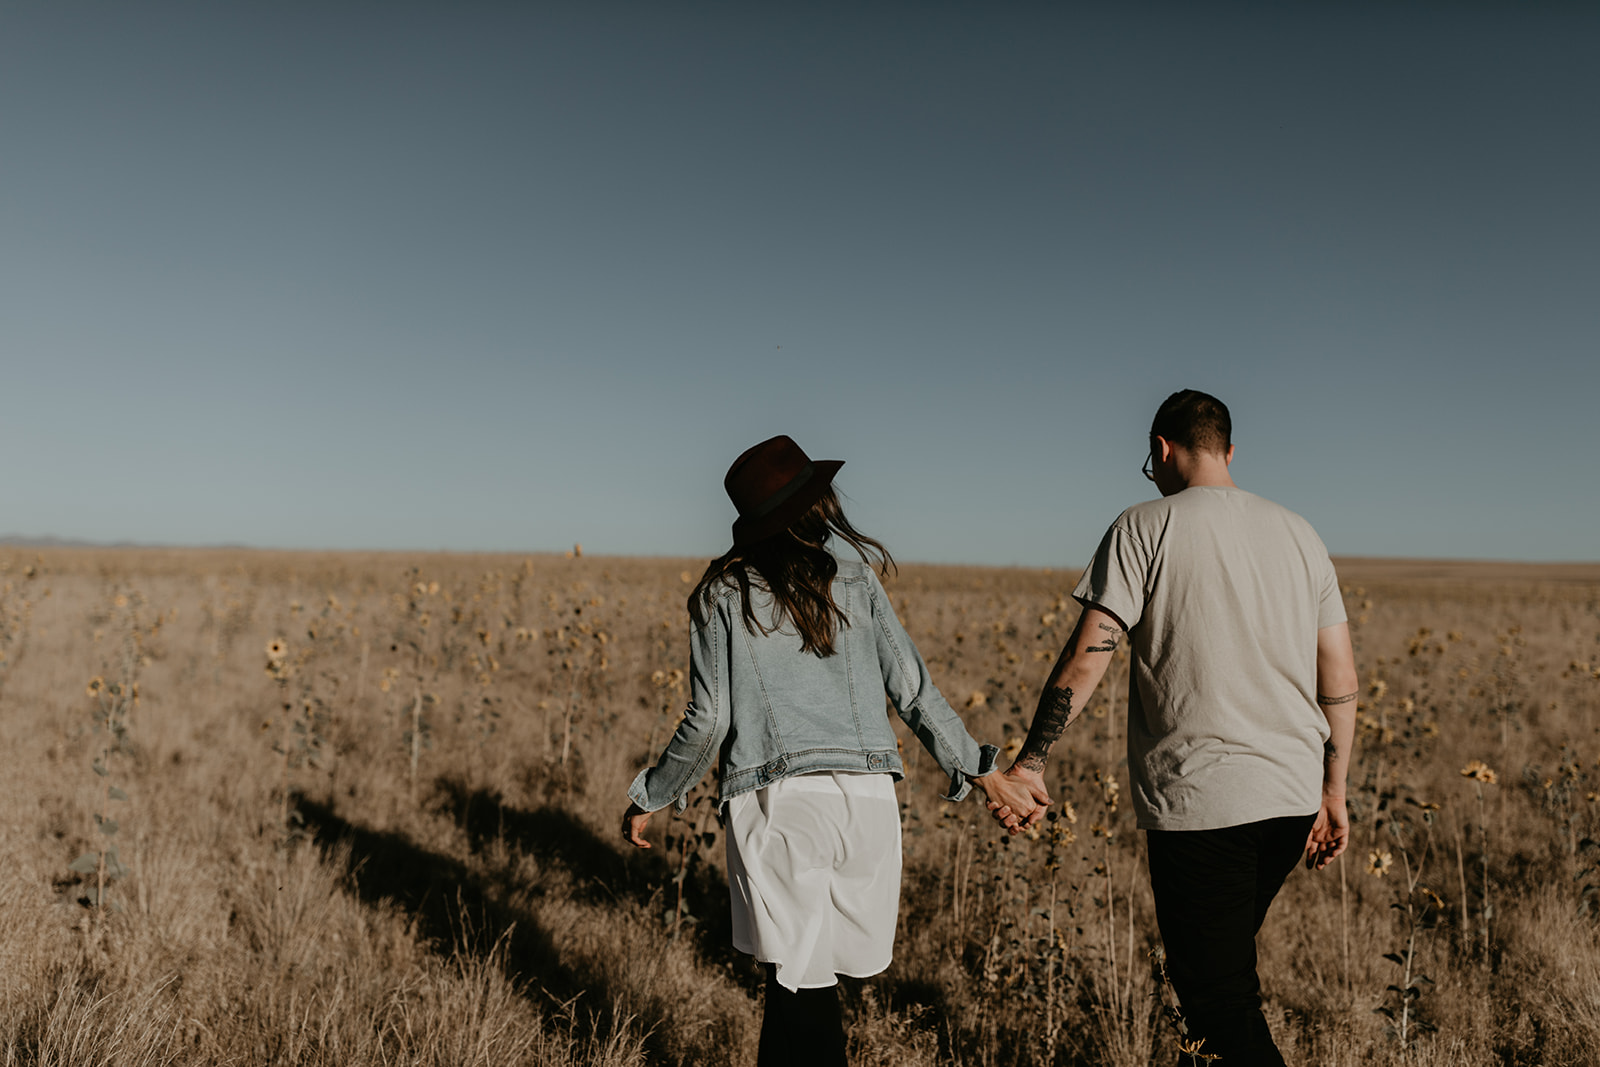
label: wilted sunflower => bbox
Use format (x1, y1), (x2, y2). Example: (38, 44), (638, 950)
(966, 691), (987, 709)
(1367, 850), (1393, 877)
(1460, 760), (1498, 784)
(85, 676), (105, 698)
(265, 639), (287, 664)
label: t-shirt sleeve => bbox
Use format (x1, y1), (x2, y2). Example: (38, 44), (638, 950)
(1071, 518), (1149, 631)
(1316, 550), (1346, 629)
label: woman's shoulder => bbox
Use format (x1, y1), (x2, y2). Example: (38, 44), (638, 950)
(832, 556), (876, 585)
(691, 576), (743, 615)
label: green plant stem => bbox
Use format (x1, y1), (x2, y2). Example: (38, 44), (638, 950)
(280, 695), (292, 840)
(1340, 851), (1350, 995)
(409, 682), (422, 806)
(1453, 816), (1471, 958)
(1477, 786), (1491, 965)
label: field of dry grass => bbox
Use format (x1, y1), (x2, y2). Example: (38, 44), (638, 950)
(1, 546), (1597, 1066)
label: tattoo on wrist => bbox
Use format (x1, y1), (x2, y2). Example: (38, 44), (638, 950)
(1016, 685), (1075, 772)
(1317, 692), (1357, 706)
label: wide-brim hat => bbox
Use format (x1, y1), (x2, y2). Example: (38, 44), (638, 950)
(724, 435), (844, 547)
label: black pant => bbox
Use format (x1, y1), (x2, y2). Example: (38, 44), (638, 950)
(757, 965), (847, 1067)
(1145, 813), (1315, 1067)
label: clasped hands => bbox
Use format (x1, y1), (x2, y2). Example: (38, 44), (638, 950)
(973, 765), (1052, 835)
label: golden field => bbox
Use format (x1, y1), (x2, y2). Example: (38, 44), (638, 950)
(1, 547), (1597, 1066)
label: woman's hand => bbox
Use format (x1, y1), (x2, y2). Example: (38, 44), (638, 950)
(973, 768), (1051, 834)
(622, 802), (653, 848)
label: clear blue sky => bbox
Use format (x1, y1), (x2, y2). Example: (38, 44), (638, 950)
(2, 3), (1595, 565)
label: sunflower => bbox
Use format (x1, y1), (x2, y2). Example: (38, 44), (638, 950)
(85, 676), (105, 698)
(1460, 760), (1498, 785)
(1367, 850), (1393, 877)
(265, 639), (288, 664)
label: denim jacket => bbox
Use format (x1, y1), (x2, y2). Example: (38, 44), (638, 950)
(628, 557), (998, 813)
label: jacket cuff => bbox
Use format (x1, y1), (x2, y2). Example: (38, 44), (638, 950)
(627, 767), (691, 814)
(941, 742), (1000, 803)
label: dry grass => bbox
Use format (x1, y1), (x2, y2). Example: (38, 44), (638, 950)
(1, 547), (1597, 1065)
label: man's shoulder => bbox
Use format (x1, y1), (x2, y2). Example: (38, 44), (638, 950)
(1230, 490), (1326, 542)
(1104, 489), (1325, 537)
(1171, 486), (1314, 524)
(1112, 489), (1327, 549)
(1111, 495), (1177, 529)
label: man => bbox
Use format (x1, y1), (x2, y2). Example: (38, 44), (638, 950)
(985, 389), (1358, 1067)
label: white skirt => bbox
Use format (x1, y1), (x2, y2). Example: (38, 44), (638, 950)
(725, 770), (902, 991)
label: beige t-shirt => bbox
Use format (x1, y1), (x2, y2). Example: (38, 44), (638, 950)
(1073, 486), (1345, 831)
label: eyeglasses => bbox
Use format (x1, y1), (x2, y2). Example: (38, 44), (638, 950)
(1142, 451), (1155, 482)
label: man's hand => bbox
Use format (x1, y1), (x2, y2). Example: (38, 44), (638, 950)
(1305, 793), (1348, 870)
(621, 802), (653, 848)
(980, 765), (1052, 834)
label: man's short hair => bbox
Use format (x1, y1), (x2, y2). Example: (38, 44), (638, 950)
(1150, 389), (1232, 455)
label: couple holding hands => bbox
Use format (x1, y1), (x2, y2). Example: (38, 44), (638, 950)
(621, 390), (1358, 1067)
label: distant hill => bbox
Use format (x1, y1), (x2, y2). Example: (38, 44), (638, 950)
(0, 534), (135, 548)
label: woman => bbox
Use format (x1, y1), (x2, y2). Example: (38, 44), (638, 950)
(621, 434), (1007, 1066)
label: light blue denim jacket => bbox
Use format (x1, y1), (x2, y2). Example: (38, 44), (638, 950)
(628, 557), (998, 813)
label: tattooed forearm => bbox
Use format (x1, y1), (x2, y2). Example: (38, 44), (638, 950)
(1015, 685), (1075, 772)
(1083, 621), (1123, 654)
(1324, 739), (1339, 762)
(1317, 692), (1357, 706)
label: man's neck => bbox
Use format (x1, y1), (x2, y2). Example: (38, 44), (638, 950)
(1178, 455), (1237, 491)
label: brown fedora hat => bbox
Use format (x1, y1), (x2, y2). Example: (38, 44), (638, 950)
(725, 436), (844, 546)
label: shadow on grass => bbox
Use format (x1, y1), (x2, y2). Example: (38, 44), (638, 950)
(297, 796), (665, 1053)
(299, 797), (566, 977)
(434, 779), (749, 985)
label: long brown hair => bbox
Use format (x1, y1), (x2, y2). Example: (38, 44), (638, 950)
(688, 487), (894, 657)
